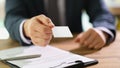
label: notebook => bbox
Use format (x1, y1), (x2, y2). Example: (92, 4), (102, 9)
(0, 45), (98, 68)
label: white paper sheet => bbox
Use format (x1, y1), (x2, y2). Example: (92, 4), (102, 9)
(52, 26), (73, 38)
(12, 45), (96, 68)
(0, 45), (97, 68)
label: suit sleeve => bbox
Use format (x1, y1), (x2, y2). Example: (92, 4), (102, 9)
(85, 0), (116, 43)
(4, 0), (32, 46)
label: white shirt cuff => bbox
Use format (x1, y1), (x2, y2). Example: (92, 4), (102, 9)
(19, 20), (31, 44)
(95, 27), (114, 40)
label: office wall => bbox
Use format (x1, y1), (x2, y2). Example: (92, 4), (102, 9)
(0, 0), (9, 39)
(0, 0), (5, 20)
(104, 0), (120, 7)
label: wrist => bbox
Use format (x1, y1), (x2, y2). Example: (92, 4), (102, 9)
(23, 19), (30, 39)
(102, 31), (111, 45)
(102, 31), (109, 40)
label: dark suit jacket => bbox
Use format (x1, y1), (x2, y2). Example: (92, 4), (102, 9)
(5, 0), (116, 46)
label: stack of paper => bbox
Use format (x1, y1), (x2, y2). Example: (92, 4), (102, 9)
(0, 45), (97, 68)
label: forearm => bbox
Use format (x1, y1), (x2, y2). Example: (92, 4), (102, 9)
(4, 0), (31, 46)
(85, 0), (116, 43)
(4, 17), (32, 46)
(93, 15), (116, 41)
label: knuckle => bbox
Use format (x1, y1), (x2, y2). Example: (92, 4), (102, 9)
(32, 17), (37, 20)
(40, 14), (46, 18)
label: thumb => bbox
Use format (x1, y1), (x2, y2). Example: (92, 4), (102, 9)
(48, 18), (55, 28)
(74, 32), (84, 42)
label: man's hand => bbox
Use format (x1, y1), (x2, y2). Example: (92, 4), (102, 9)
(23, 14), (54, 46)
(75, 28), (108, 49)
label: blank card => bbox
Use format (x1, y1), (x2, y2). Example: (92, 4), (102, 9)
(52, 26), (73, 38)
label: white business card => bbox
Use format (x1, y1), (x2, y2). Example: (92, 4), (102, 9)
(52, 26), (73, 38)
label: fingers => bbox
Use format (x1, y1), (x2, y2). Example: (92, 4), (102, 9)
(75, 28), (93, 45)
(30, 26), (52, 46)
(30, 30), (52, 46)
(30, 22), (52, 46)
(84, 29), (97, 47)
(75, 32), (84, 42)
(23, 14), (54, 46)
(35, 14), (54, 27)
(47, 18), (55, 28)
(31, 37), (51, 46)
(30, 20), (52, 35)
(75, 28), (106, 49)
(30, 26), (52, 39)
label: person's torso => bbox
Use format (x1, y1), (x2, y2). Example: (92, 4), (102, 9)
(24, 0), (86, 32)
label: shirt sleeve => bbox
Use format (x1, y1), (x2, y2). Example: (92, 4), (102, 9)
(19, 20), (32, 44)
(95, 27), (114, 44)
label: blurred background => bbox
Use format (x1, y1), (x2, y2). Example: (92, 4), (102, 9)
(0, 0), (120, 39)
(0, 0), (9, 39)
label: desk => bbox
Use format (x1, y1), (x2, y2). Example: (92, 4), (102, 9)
(0, 31), (120, 68)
